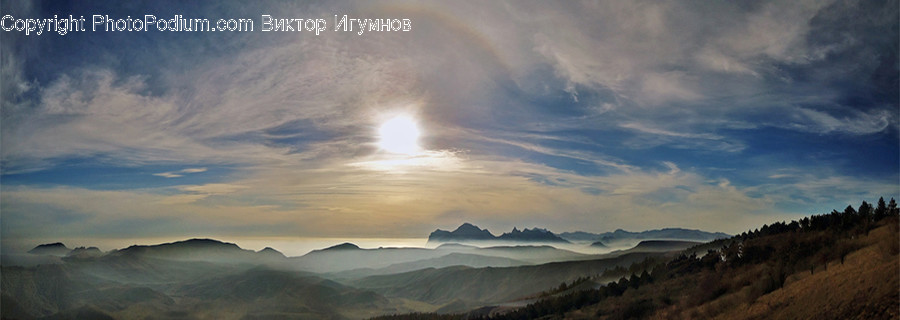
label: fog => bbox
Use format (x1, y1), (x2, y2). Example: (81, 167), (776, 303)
(2, 237), (429, 257)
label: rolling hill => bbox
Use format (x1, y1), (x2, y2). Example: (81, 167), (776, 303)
(351, 251), (669, 307)
(332, 253), (531, 279)
(1, 259), (392, 319)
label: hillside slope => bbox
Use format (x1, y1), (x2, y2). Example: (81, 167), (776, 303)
(373, 199), (900, 320)
(575, 220), (899, 320)
(709, 223), (898, 320)
(516, 204), (899, 319)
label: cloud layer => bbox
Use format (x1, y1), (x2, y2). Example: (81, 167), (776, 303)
(1, 0), (897, 249)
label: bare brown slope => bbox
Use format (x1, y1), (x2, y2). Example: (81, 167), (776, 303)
(710, 222), (899, 320)
(567, 221), (898, 320)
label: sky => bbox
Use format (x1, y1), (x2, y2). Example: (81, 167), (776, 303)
(1, 0), (898, 251)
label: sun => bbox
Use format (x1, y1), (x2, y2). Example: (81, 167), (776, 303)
(378, 115), (421, 155)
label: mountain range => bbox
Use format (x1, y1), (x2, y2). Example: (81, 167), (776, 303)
(6, 200), (896, 319)
(6, 225), (731, 319)
(559, 227), (730, 245)
(4, 236), (684, 319)
(427, 223), (570, 243)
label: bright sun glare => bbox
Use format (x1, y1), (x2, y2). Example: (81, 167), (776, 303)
(378, 115), (421, 155)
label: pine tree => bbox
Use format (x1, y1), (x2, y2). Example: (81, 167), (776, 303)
(859, 201), (872, 218)
(859, 201), (873, 233)
(889, 198), (899, 216)
(875, 197), (887, 220)
(842, 205), (857, 230)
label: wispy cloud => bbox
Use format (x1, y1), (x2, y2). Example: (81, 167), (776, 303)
(792, 108), (894, 135)
(0, 0), (895, 245)
(620, 122), (746, 153)
(620, 123), (723, 140)
(153, 168), (207, 178)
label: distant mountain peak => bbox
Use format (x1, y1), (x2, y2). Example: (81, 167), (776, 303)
(498, 227), (569, 243)
(65, 246), (103, 259)
(258, 246), (284, 254)
(590, 241), (607, 248)
(456, 222), (479, 229)
(429, 224), (569, 243)
(107, 238), (287, 265)
(559, 228), (730, 243)
(114, 238), (244, 253)
(428, 223), (496, 243)
(28, 242), (71, 256)
(322, 242), (361, 251)
(68, 246), (101, 253)
(173, 238), (239, 247)
(33, 242), (66, 247)
(453, 223), (491, 234)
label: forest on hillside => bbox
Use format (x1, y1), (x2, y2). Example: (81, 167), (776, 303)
(374, 197), (900, 320)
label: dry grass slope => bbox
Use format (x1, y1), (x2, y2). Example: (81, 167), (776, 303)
(567, 219), (898, 320)
(710, 222), (899, 320)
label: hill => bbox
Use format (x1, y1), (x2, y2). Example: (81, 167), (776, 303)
(293, 245), (443, 273)
(1, 262), (393, 320)
(710, 223), (898, 319)
(618, 240), (702, 253)
(293, 243), (587, 274)
(375, 198), (900, 320)
(175, 267), (393, 319)
(107, 238), (287, 266)
(468, 245), (588, 264)
(351, 251), (669, 307)
(1, 263), (176, 319)
(332, 253), (531, 279)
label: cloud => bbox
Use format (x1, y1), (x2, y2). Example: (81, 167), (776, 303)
(792, 108), (894, 135)
(620, 122), (746, 153)
(179, 183), (246, 195)
(1, 156), (783, 244)
(621, 123), (723, 140)
(153, 167), (207, 178)
(751, 171), (900, 214)
(0, 1), (895, 245)
(3, 0), (893, 172)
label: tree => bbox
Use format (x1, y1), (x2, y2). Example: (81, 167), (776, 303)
(875, 197), (888, 220)
(859, 201), (873, 234)
(859, 201), (872, 218)
(841, 205), (858, 230)
(640, 269), (653, 284)
(889, 198), (899, 216)
(843, 205), (857, 216)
